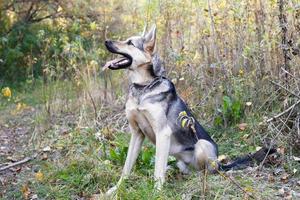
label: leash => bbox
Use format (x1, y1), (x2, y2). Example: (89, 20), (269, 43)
(177, 111), (199, 140)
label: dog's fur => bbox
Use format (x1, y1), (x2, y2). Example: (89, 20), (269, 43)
(103, 25), (275, 195)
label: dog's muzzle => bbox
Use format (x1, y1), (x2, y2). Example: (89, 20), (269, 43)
(103, 40), (133, 70)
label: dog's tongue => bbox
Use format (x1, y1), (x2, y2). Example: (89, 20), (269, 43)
(103, 57), (128, 71)
(103, 59), (117, 71)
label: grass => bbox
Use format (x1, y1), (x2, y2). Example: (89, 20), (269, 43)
(3, 126), (280, 199)
(1, 80), (298, 200)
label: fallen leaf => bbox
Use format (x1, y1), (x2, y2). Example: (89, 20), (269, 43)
(242, 134), (249, 140)
(42, 146), (51, 152)
(244, 186), (254, 193)
(41, 153), (48, 160)
(293, 168), (297, 174)
(9, 166), (21, 173)
(245, 102), (252, 106)
(277, 147), (285, 155)
(278, 187), (285, 196)
(281, 173), (289, 183)
(268, 174), (275, 182)
(35, 171), (44, 182)
(238, 123), (247, 131)
(256, 146), (262, 151)
(21, 184), (30, 200)
(293, 156), (300, 161)
(7, 156), (18, 162)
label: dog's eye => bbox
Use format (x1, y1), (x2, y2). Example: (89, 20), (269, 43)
(127, 40), (134, 46)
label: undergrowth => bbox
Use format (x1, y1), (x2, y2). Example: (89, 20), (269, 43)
(1, 79), (299, 199)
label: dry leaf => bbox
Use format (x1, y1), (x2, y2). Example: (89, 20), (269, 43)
(238, 123), (247, 131)
(245, 102), (252, 106)
(21, 184), (30, 200)
(42, 153), (48, 160)
(42, 146), (51, 152)
(268, 174), (275, 182)
(277, 147), (285, 155)
(242, 134), (249, 140)
(256, 146), (262, 151)
(293, 168), (297, 174)
(281, 173), (289, 183)
(244, 186), (254, 193)
(35, 171), (44, 182)
(293, 156), (300, 161)
(278, 187), (285, 195)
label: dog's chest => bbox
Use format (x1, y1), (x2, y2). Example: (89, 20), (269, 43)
(126, 98), (157, 143)
(125, 78), (175, 144)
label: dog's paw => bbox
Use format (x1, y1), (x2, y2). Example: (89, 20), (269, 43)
(154, 180), (164, 192)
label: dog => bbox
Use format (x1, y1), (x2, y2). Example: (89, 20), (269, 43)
(103, 25), (275, 195)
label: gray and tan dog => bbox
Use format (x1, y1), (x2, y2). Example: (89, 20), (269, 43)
(103, 25), (275, 195)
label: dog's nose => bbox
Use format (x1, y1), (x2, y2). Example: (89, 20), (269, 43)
(105, 40), (112, 45)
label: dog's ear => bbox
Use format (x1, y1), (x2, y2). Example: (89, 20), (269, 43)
(141, 24), (148, 37)
(143, 24), (156, 55)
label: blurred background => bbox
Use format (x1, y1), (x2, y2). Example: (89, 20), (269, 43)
(0, 0), (299, 199)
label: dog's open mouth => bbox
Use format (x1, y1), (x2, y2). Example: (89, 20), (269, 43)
(103, 55), (132, 70)
(103, 40), (132, 70)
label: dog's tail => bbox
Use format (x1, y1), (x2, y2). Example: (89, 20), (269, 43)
(218, 147), (277, 171)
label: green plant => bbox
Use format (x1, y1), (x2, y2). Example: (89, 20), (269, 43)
(215, 95), (244, 127)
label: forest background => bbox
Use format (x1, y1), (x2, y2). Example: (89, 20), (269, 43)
(0, 0), (299, 199)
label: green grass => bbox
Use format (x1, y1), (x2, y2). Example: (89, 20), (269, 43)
(1, 81), (296, 200)
(3, 126), (280, 199)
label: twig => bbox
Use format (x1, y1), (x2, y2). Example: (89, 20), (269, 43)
(207, 160), (256, 199)
(266, 99), (300, 123)
(281, 67), (300, 81)
(86, 90), (98, 120)
(215, 170), (256, 199)
(270, 80), (300, 99)
(0, 154), (37, 172)
(261, 105), (296, 169)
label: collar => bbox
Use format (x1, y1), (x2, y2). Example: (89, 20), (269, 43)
(131, 76), (165, 91)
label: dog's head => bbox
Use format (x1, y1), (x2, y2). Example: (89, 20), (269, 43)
(103, 25), (165, 78)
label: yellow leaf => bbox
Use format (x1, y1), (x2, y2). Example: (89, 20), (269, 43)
(21, 184), (30, 200)
(239, 69), (244, 75)
(244, 186), (254, 193)
(16, 103), (22, 111)
(2, 87), (12, 98)
(90, 22), (97, 31)
(35, 171), (44, 182)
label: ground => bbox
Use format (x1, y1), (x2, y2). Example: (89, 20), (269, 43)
(0, 98), (299, 200)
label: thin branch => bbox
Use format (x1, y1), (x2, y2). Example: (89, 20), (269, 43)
(0, 154), (37, 172)
(215, 169), (256, 199)
(270, 80), (300, 99)
(266, 99), (300, 123)
(280, 67), (300, 81)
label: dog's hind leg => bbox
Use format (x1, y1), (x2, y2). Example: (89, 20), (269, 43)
(194, 139), (218, 172)
(106, 123), (145, 196)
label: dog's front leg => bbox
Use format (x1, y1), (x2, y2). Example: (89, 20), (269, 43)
(154, 125), (171, 190)
(106, 124), (144, 196)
